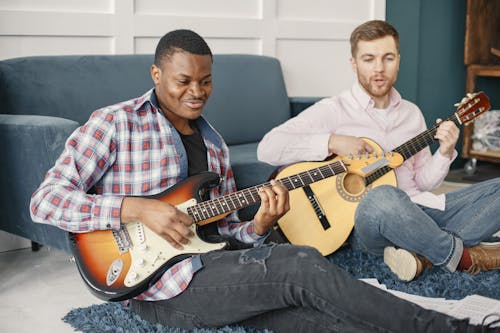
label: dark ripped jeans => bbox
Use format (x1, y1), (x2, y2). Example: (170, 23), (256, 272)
(130, 244), (480, 333)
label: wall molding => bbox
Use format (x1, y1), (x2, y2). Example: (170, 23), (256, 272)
(0, 0), (385, 97)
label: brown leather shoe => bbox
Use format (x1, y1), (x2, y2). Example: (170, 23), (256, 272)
(465, 242), (500, 275)
(384, 247), (433, 281)
(417, 253), (433, 270)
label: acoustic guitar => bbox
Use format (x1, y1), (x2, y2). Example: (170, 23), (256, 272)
(70, 151), (402, 301)
(275, 92), (491, 256)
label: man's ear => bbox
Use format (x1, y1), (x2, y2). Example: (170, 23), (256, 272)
(350, 57), (357, 74)
(151, 64), (161, 85)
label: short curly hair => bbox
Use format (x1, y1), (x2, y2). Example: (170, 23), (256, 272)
(154, 29), (212, 67)
(350, 20), (399, 57)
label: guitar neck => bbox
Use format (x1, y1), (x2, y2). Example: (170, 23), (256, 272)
(188, 160), (347, 223)
(365, 114), (460, 185)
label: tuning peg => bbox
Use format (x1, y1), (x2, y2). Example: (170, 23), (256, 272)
(454, 95), (469, 107)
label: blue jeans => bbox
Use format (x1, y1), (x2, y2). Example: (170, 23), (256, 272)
(131, 244), (478, 332)
(352, 177), (500, 271)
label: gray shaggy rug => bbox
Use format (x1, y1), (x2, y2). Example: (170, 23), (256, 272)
(64, 247), (499, 332)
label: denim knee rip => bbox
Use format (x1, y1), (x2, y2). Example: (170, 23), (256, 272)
(238, 244), (275, 273)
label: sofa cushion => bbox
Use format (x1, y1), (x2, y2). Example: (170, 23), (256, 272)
(0, 55), (154, 124)
(0, 114), (79, 251)
(229, 142), (277, 190)
(0, 54), (291, 139)
(229, 142), (277, 221)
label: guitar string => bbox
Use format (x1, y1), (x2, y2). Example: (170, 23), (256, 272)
(365, 102), (482, 185)
(190, 96), (487, 216)
(392, 95), (487, 161)
(189, 94), (485, 221)
(188, 161), (347, 222)
(188, 96), (489, 219)
(365, 119), (453, 185)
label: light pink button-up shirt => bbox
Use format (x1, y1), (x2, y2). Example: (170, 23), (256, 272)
(258, 83), (457, 210)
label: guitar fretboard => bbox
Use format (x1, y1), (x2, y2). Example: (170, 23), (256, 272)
(365, 114), (460, 185)
(187, 161), (347, 223)
(365, 93), (489, 185)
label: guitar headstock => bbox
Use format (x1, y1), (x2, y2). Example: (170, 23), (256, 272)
(454, 92), (491, 126)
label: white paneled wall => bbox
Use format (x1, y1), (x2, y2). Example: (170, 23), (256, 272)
(0, 0), (384, 250)
(0, 0), (385, 96)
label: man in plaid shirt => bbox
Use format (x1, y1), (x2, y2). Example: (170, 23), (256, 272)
(30, 29), (493, 332)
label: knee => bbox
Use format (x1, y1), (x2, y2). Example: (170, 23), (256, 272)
(367, 184), (404, 200)
(279, 245), (332, 281)
(281, 244), (323, 260)
(354, 185), (408, 231)
(357, 185), (404, 216)
(276, 244), (326, 268)
(486, 177), (500, 193)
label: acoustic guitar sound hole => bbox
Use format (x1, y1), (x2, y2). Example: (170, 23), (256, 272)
(336, 173), (368, 202)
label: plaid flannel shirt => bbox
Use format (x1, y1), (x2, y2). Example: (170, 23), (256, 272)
(30, 89), (266, 301)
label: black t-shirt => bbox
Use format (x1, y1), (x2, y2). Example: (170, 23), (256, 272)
(178, 128), (208, 177)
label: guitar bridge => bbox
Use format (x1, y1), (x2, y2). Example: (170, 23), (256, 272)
(303, 186), (330, 230)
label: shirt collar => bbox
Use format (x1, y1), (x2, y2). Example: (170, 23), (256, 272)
(352, 82), (402, 111)
(149, 88), (160, 109)
(133, 88), (224, 149)
(130, 88), (156, 112)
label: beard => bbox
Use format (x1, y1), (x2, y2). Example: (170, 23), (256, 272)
(358, 75), (394, 99)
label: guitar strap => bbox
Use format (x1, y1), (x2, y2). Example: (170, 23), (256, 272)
(265, 227), (289, 245)
(199, 223), (254, 250)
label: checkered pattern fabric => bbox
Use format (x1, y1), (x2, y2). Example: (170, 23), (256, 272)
(30, 89), (265, 300)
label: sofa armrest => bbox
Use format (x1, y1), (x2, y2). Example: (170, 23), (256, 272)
(289, 97), (323, 117)
(0, 114), (79, 252)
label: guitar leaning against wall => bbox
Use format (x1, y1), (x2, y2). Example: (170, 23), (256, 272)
(70, 150), (403, 301)
(274, 92), (491, 256)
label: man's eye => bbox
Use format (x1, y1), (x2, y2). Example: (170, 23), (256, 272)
(177, 80), (188, 84)
(202, 80), (212, 86)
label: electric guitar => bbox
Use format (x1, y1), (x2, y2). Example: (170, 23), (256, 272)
(275, 92), (491, 256)
(70, 151), (403, 301)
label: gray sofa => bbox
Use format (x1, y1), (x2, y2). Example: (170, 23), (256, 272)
(0, 54), (319, 253)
